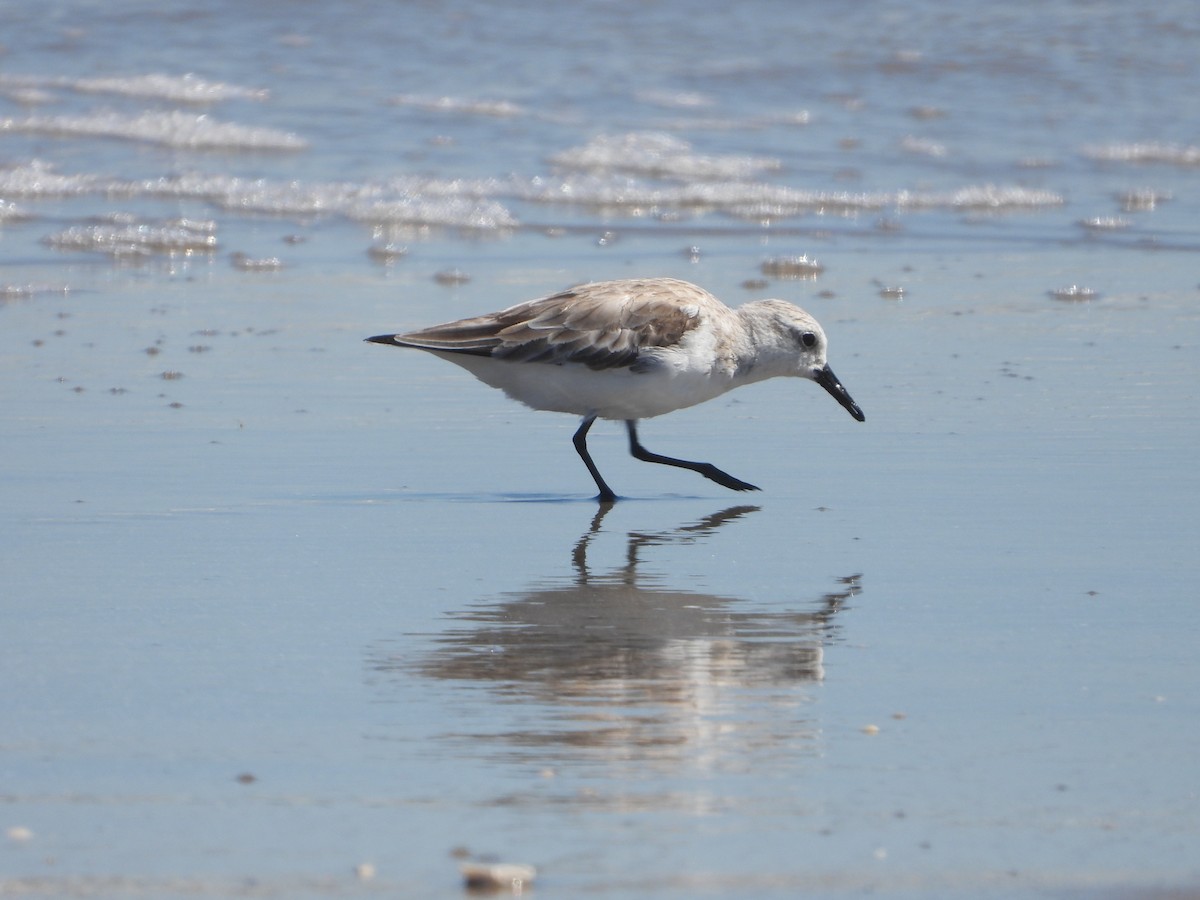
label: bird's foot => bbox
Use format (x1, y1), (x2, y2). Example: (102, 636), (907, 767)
(696, 464), (760, 493)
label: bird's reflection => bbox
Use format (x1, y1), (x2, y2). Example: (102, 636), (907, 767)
(372, 505), (861, 778)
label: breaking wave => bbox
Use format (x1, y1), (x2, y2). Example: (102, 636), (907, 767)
(0, 110), (307, 151)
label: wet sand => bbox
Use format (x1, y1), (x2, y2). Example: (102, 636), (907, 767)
(3, 1), (1199, 896)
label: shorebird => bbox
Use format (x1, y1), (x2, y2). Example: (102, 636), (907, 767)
(367, 277), (864, 501)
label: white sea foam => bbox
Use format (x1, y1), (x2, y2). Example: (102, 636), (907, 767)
(1, 282), (71, 300)
(389, 94), (525, 117)
(344, 196), (517, 229)
(515, 174), (1063, 216)
(0, 198), (29, 222)
(1, 158), (1058, 240)
(0, 160), (107, 196)
(1116, 189), (1170, 211)
(634, 89), (715, 110)
(899, 135), (948, 158)
(924, 185), (1065, 210)
(0, 73), (268, 104)
(168, 174), (518, 229)
(549, 133), (782, 181)
(1082, 142), (1200, 166)
(44, 217), (219, 257)
(1, 162), (517, 231)
(0, 86), (57, 106)
(1078, 216), (1130, 231)
(0, 111), (307, 151)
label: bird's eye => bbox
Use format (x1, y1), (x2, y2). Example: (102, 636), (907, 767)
(799, 331), (818, 348)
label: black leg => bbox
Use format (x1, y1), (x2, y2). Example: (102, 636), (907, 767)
(625, 420), (760, 493)
(573, 415), (617, 503)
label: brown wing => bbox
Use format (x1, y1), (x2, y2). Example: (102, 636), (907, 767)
(390, 279), (706, 371)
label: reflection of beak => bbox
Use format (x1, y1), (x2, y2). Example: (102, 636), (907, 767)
(814, 365), (865, 422)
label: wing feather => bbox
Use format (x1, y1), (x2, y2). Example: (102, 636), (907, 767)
(389, 279), (708, 371)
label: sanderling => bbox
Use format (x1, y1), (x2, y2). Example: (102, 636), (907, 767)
(367, 277), (863, 501)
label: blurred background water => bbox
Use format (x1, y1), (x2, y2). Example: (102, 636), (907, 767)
(2, 1), (1198, 896)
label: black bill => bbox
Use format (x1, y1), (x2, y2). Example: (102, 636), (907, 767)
(814, 364), (865, 422)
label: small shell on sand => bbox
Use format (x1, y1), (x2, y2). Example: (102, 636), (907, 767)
(368, 242), (408, 263)
(231, 252), (283, 271)
(1049, 285), (1098, 302)
(761, 255), (824, 279)
(434, 268), (471, 286)
(461, 862), (537, 893)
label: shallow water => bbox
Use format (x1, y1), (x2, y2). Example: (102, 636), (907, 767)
(3, 1), (1199, 896)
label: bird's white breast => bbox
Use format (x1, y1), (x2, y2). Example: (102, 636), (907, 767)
(433, 346), (737, 420)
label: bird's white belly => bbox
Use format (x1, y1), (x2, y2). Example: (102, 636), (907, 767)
(438, 352), (733, 420)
